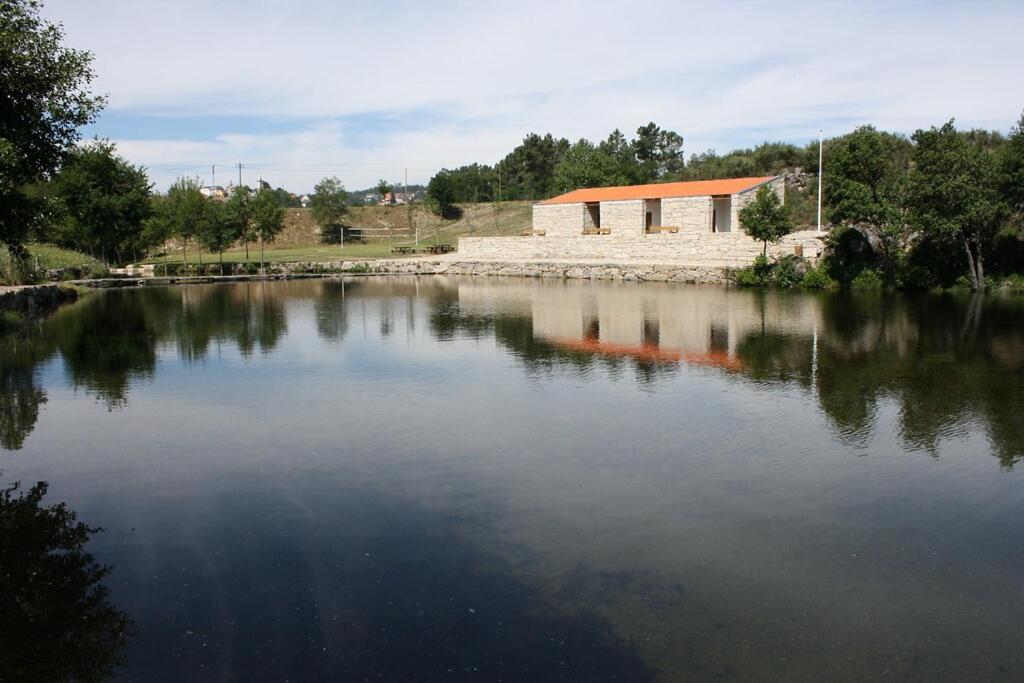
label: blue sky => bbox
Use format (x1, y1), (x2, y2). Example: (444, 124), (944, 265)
(43, 0), (1024, 192)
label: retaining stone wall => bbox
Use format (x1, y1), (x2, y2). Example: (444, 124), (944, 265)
(457, 230), (825, 266)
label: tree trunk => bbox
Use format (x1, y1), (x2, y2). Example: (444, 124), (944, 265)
(245, 241), (249, 261)
(762, 241), (767, 257)
(975, 236), (985, 291)
(182, 239), (187, 270)
(964, 239), (980, 291)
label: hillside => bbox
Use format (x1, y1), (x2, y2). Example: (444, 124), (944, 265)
(275, 201), (534, 247)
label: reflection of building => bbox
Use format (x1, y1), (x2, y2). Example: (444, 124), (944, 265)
(454, 279), (824, 372)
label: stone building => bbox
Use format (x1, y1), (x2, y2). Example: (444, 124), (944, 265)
(533, 175), (784, 236)
(457, 176), (824, 266)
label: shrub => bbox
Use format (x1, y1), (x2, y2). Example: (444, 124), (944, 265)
(851, 268), (884, 289)
(801, 265), (834, 289)
(771, 255), (804, 288)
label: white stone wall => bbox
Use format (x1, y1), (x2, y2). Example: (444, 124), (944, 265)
(732, 177), (785, 231)
(458, 229), (825, 266)
(600, 199), (644, 236)
(533, 203), (584, 237)
(662, 196), (712, 232)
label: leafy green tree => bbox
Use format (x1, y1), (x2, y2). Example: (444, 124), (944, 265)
(0, 0), (105, 257)
(633, 122), (684, 181)
(250, 188), (284, 266)
(552, 139), (624, 192)
(907, 120), (1008, 290)
(51, 140), (152, 264)
(376, 179), (392, 202)
(310, 176), (348, 243)
(196, 200), (239, 268)
(1001, 111), (1024, 214)
(427, 170), (459, 218)
(224, 186), (254, 259)
(824, 126), (912, 280)
(142, 194), (175, 274)
(739, 185), (793, 256)
(164, 177), (205, 266)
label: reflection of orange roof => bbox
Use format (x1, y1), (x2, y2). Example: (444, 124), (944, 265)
(549, 337), (743, 370)
(539, 176), (777, 205)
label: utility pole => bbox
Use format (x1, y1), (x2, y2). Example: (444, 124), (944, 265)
(816, 130), (823, 233)
(211, 164), (215, 187)
(237, 162), (243, 188)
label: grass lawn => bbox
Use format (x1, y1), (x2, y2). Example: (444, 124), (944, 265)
(145, 237), (460, 265)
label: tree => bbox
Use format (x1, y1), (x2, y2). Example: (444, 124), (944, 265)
(376, 179), (392, 203)
(224, 186), (254, 259)
(164, 177), (205, 267)
(196, 200), (239, 269)
(907, 120), (1007, 291)
(250, 188), (284, 267)
(427, 170), (458, 218)
(1001, 111), (1024, 214)
(739, 185), (793, 256)
(310, 176), (348, 244)
(552, 139), (623, 192)
(51, 140), (152, 264)
(633, 122), (685, 181)
(1, 0), (105, 257)
(824, 126), (912, 280)
(142, 194), (174, 275)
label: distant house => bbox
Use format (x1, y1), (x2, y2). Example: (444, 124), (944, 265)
(199, 185), (227, 200)
(299, 195), (310, 208)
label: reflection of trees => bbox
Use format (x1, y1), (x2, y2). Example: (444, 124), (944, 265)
(46, 289), (169, 410)
(314, 280), (355, 342)
(0, 480), (131, 681)
(735, 294), (1024, 466)
(175, 285), (287, 359)
(0, 321), (55, 450)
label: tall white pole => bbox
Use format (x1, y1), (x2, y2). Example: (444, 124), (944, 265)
(816, 129), (823, 233)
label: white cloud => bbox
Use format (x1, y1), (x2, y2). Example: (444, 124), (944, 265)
(43, 0), (1024, 190)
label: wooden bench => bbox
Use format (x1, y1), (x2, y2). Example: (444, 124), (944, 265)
(646, 226), (679, 234)
(391, 246), (417, 255)
(582, 228), (611, 235)
(425, 244), (455, 255)
(521, 229), (546, 236)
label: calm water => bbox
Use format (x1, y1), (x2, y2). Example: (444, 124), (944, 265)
(2, 277), (1023, 681)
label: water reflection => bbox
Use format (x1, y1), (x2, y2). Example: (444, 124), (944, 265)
(0, 479), (131, 681)
(1, 278), (1022, 466)
(2, 277), (1023, 680)
(428, 280), (1024, 466)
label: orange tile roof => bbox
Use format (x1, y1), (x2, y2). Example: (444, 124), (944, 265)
(548, 337), (744, 370)
(539, 176), (778, 205)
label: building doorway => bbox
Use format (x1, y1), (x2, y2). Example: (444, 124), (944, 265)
(712, 196), (731, 233)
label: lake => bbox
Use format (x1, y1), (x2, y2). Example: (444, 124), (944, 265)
(2, 277), (1023, 681)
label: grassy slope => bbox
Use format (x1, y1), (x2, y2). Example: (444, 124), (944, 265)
(150, 200), (534, 264)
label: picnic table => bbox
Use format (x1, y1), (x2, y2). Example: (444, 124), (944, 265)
(391, 246), (417, 255)
(424, 244), (455, 255)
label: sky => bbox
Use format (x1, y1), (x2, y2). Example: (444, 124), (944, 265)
(42, 0), (1024, 193)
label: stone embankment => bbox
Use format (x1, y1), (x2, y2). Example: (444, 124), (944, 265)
(0, 284), (79, 314)
(66, 259), (742, 286)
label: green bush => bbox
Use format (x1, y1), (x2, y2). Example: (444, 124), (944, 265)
(851, 268), (884, 289)
(771, 255), (804, 288)
(800, 265), (834, 289)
